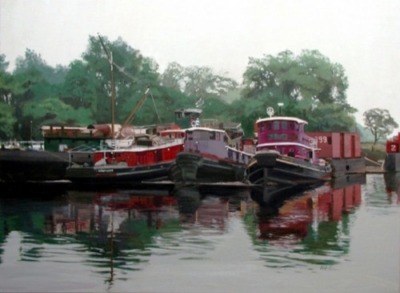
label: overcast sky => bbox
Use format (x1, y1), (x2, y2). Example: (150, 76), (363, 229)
(1, 0), (399, 134)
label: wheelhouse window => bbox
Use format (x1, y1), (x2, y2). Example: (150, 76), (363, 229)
(282, 121), (288, 130)
(273, 121), (280, 130)
(289, 121), (294, 130)
(267, 122), (272, 130)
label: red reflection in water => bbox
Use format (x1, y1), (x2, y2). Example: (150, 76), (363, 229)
(257, 183), (362, 244)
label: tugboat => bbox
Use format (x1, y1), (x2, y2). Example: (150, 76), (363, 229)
(65, 127), (186, 185)
(167, 122), (253, 187)
(246, 107), (331, 202)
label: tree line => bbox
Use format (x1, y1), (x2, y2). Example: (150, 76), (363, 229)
(0, 35), (397, 141)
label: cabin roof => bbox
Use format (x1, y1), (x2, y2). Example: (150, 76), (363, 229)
(159, 129), (186, 133)
(186, 127), (226, 134)
(256, 116), (308, 125)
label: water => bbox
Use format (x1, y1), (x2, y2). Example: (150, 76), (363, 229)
(0, 174), (398, 293)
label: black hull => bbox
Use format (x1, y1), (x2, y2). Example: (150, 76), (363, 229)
(247, 152), (331, 203)
(247, 152), (331, 185)
(168, 152), (247, 185)
(384, 171), (400, 193)
(383, 153), (400, 172)
(0, 149), (96, 182)
(0, 150), (70, 182)
(65, 161), (173, 185)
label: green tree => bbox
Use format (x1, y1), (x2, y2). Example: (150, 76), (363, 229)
(0, 55), (17, 139)
(161, 63), (238, 109)
(0, 102), (16, 139)
(363, 108), (398, 145)
(14, 49), (67, 84)
(9, 49), (74, 138)
(0, 54), (13, 104)
(240, 50), (356, 132)
(160, 62), (184, 92)
(61, 60), (99, 124)
(81, 35), (151, 125)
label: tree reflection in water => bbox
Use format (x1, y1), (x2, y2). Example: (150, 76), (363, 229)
(0, 173), (397, 286)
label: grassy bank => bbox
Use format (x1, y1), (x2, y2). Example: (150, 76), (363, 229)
(361, 142), (386, 161)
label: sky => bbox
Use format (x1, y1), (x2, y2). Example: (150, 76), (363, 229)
(1, 0), (400, 135)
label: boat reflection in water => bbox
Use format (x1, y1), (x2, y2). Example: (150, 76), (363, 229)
(41, 189), (180, 285)
(248, 174), (366, 268)
(172, 186), (251, 226)
(5, 173), (395, 285)
(11, 186), (248, 285)
(384, 172), (400, 204)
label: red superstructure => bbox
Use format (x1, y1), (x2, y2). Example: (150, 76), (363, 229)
(93, 129), (186, 167)
(386, 131), (400, 153)
(255, 116), (320, 163)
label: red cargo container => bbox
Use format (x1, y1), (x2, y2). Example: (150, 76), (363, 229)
(307, 132), (361, 159)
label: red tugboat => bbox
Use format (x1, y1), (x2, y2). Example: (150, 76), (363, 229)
(65, 127), (186, 185)
(246, 107), (331, 202)
(384, 130), (400, 172)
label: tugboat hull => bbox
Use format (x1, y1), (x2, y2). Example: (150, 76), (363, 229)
(0, 150), (96, 182)
(383, 153), (400, 172)
(247, 151), (331, 203)
(168, 151), (247, 184)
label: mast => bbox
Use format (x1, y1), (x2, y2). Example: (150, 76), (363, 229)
(98, 35), (115, 139)
(110, 52), (115, 139)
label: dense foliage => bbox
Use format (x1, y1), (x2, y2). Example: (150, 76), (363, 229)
(0, 35), (394, 140)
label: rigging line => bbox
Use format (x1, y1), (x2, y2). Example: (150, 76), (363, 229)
(112, 62), (138, 84)
(149, 89), (162, 124)
(96, 34), (138, 84)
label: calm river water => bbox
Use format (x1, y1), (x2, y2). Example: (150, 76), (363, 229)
(0, 173), (399, 293)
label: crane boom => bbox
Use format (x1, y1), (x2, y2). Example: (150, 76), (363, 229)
(120, 86), (151, 132)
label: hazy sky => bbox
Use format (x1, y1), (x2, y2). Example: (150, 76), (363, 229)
(1, 0), (399, 133)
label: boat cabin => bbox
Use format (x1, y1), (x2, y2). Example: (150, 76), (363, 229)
(255, 116), (318, 162)
(91, 129), (186, 167)
(184, 127), (228, 156)
(183, 126), (252, 164)
(174, 108), (202, 129)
